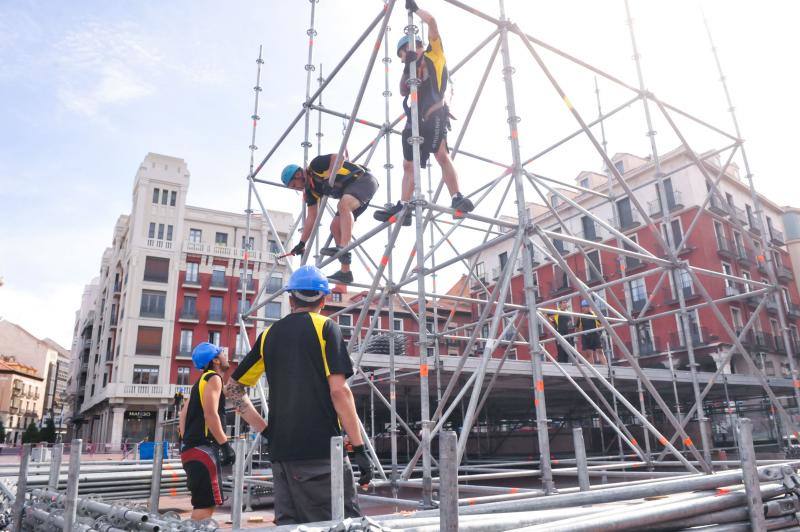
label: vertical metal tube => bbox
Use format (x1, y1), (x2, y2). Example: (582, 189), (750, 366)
(497, 0), (554, 493)
(48, 442), (63, 491)
(330, 436), (344, 522)
(736, 418), (765, 531)
(573, 427), (590, 492)
(64, 439), (82, 532)
(231, 438), (247, 528)
(10, 444), (30, 532)
(148, 441), (163, 514)
(439, 431), (459, 532)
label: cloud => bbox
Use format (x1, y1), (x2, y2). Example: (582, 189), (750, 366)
(57, 64), (155, 118)
(0, 282), (84, 348)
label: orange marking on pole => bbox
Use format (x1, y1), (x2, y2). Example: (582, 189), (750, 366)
(380, 256), (389, 266)
(468, 499), (476, 505)
(534, 398), (539, 406)
(552, 459), (559, 464)
(388, 215), (397, 224)
(658, 436), (667, 446)
(683, 437), (693, 447)
(716, 487), (730, 496)
(309, 38), (313, 45)
(535, 380), (544, 392)
(794, 380), (800, 389)
(511, 130), (518, 139)
(410, 248), (417, 258)
(420, 364), (429, 377)
(631, 438), (638, 447)
(509, 487), (519, 494)
(411, 92), (418, 102)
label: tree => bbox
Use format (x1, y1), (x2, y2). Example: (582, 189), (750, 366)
(39, 418), (56, 444)
(0, 420), (6, 443)
(21, 421), (40, 444)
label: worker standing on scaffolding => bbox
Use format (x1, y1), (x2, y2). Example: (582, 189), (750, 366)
(281, 154), (379, 285)
(551, 300), (576, 363)
(578, 299), (607, 365)
(225, 266), (373, 525)
(374, 0), (474, 224)
(178, 342), (236, 521)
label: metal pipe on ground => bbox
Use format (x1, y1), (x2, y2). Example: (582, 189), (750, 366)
(737, 417), (766, 531)
(10, 443), (30, 532)
(48, 443), (63, 491)
(438, 431), (458, 532)
(331, 436), (344, 522)
(64, 439), (81, 532)
(148, 441), (164, 514)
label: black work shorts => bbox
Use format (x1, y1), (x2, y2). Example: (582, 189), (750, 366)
(402, 109), (448, 168)
(582, 333), (602, 350)
(181, 445), (223, 509)
(337, 173), (379, 220)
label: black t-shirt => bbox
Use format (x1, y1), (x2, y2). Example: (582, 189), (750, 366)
(304, 154), (367, 207)
(579, 316), (600, 334)
(231, 312), (354, 461)
(182, 371), (226, 450)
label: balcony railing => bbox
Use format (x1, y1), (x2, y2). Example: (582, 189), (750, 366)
(578, 225), (602, 242)
(647, 191), (683, 218)
(610, 210), (641, 231)
(179, 308), (198, 321)
(730, 206), (747, 224)
(663, 285), (698, 304)
(146, 238), (173, 250)
(716, 237), (736, 259)
(736, 246), (754, 267)
(630, 297), (647, 313)
(628, 337), (661, 356)
(238, 278), (256, 292)
(786, 303), (800, 319)
(208, 311), (225, 323)
(178, 345), (192, 357)
(183, 241), (278, 264)
(748, 217), (762, 234)
(708, 195), (728, 215)
(770, 228), (785, 245)
(777, 265), (794, 283)
(668, 326), (711, 349)
(548, 280), (572, 297)
(210, 276), (227, 289)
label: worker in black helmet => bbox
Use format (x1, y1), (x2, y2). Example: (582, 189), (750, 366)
(374, 0), (474, 225)
(224, 266), (373, 525)
(178, 343), (236, 521)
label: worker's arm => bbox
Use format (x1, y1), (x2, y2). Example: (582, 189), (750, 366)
(201, 376), (228, 444)
(328, 374), (364, 446)
(299, 203), (318, 242)
(225, 381), (267, 432)
(178, 396), (189, 437)
(416, 9), (439, 42)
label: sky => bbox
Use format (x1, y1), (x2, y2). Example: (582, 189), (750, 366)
(1, 1), (799, 348)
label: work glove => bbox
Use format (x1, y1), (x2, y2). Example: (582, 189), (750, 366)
(405, 0), (419, 12)
(349, 444), (373, 487)
(315, 180), (335, 196)
(290, 241), (306, 256)
(260, 427), (269, 444)
(218, 441), (236, 467)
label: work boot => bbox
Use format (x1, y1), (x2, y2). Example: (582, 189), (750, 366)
(327, 270), (354, 284)
(374, 201), (412, 226)
(320, 245), (342, 257)
(451, 193), (474, 217)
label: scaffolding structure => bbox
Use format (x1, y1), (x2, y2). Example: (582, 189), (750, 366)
(235, 0), (800, 508)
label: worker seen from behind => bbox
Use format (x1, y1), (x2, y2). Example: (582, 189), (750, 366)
(578, 299), (607, 365)
(374, 0), (474, 225)
(281, 153), (379, 285)
(178, 342), (236, 521)
(224, 265), (373, 525)
(551, 300), (575, 363)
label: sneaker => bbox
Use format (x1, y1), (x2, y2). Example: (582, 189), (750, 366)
(374, 202), (412, 226)
(320, 246), (342, 257)
(327, 270), (354, 284)
(451, 194), (474, 217)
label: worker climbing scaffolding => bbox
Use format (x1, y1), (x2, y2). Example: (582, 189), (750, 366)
(374, 0), (474, 225)
(281, 154), (379, 284)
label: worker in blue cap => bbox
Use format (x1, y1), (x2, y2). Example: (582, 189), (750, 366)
(178, 342), (235, 520)
(225, 266), (372, 525)
(374, 0), (474, 225)
(280, 153), (379, 285)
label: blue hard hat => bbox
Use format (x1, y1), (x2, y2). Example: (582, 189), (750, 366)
(281, 164), (302, 186)
(581, 299), (589, 307)
(192, 342), (222, 370)
(286, 265), (331, 295)
(396, 35), (423, 57)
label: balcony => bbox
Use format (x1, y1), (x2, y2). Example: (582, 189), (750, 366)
(548, 280), (572, 297)
(647, 191), (684, 218)
(182, 275), (201, 288)
(777, 265), (794, 283)
(238, 278), (256, 293)
(183, 241), (279, 264)
(630, 297), (648, 313)
(748, 217), (762, 235)
(208, 311), (226, 324)
(179, 308), (199, 323)
(786, 303), (800, 319)
(708, 195), (728, 215)
(757, 260), (769, 275)
(178, 345), (193, 358)
(753, 331), (772, 351)
(662, 285), (700, 305)
(724, 285), (741, 297)
(715, 237), (736, 260)
(210, 275), (228, 291)
(766, 298), (779, 314)
(113, 282), (122, 294)
(552, 238), (571, 256)
(775, 335), (787, 354)
(146, 238), (173, 250)
(578, 224), (602, 242)
(628, 337), (661, 356)
(736, 246), (755, 268)
(770, 228), (785, 246)
(668, 326), (713, 349)
(106, 383), (192, 399)
(609, 210), (641, 232)
(729, 206), (747, 224)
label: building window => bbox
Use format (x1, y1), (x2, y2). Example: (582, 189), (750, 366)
(177, 367), (190, 386)
(152, 188), (160, 204)
(189, 229), (202, 243)
(586, 250), (602, 281)
(237, 299), (251, 316)
(148, 222), (156, 239)
(179, 330), (193, 355)
(721, 262), (734, 290)
(340, 314), (352, 338)
(677, 310), (701, 346)
(616, 197), (636, 229)
(241, 236), (255, 249)
(215, 232), (228, 245)
(235, 333), (248, 356)
(731, 307), (743, 330)
(266, 302), (282, 320)
(628, 277), (647, 311)
(133, 365), (159, 385)
(135, 326), (162, 356)
(185, 262), (199, 283)
(140, 290), (166, 318)
(161, 189), (168, 205)
(614, 160), (624, 174)
(268, 239), (280, 254)
(166, 225), (173, 241)
(580, 177), (590, 189)
(182, 295), (197, 319)
(157, 223), (165, 240)
(209, 296), (224, 322)
(393, 318), (403, 332)
(499, 252), (508, 271)
(661, 219), (683, 248)
(143, 256), (169, 283)
(551, 195), (560, 208)
(742, 271), (752, 292)
(211, 269), (226, 288)
(671, 269), (693, 299)
(635, 321), (655, 354)
(331, 292), (342, 303)
(208, 331), (221, 346)
(475, 261), (486, 282)
(170, 190), (177, 207)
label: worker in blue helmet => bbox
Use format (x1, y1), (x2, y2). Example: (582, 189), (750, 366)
(280, 152), (380, 285)
(225, 265), (372, 525)
(178, 342), (235, 520)
(374, 0), (474, 225)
